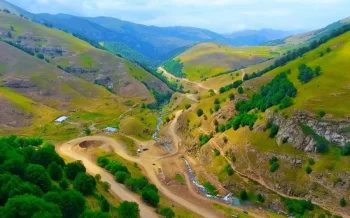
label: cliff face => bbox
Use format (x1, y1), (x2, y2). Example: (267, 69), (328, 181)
(266, 110), (350, 152)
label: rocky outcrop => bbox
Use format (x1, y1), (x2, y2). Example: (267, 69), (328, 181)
(64, 66), (98, 74)
(266, 110), (350, 152)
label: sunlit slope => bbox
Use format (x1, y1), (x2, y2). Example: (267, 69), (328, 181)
(245, 31), (350, 118)
(170, 42), (281, 81)
(0, 41), (128, 135)
(0, 12), (171, 102)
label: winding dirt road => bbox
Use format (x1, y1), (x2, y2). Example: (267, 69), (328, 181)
(158, 67), (215, 93)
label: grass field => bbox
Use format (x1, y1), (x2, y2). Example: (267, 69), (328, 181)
(245, 31), (350, 118)
(171, 42), (282, 81)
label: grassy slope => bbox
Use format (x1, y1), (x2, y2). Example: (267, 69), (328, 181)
(172, 42), (281, 81)
(0, 41), (130, 140)
(245, 31), (350, 118)
(0, 12), (171, 102)
(178, 31), (350, 215)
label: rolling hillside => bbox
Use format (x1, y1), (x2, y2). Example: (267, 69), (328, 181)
(163, 42), (282, 81)
(0, 11), (172, 103)
(267, 16), (350, 46)
(173, 25), (350, 217)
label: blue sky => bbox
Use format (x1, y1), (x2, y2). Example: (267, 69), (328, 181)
(10, 0), (350, 33)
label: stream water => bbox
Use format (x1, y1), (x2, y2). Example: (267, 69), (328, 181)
(183, 158), (241, 206)
(152, 111), (172, 151)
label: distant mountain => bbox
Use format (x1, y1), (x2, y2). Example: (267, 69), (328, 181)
(224, 29), (298, 46)
(266, 17), (350, 46)
(0, 0), (300, 63)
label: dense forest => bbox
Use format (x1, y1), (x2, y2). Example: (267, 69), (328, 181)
(0, 136), (140, 218)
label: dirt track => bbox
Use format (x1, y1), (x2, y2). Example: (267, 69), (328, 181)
(59, 110), (269, 218)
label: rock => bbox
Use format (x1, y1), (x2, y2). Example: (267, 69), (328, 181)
(266, 109), (350, 152)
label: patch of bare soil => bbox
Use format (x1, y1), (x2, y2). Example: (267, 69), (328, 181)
(79, 140), (104, 148)
(0, 96), (32, 127)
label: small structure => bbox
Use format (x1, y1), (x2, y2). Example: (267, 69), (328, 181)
(104, 127), (118, 133)
(55, 116), (68, 123)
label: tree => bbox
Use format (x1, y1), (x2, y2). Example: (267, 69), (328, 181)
(185, 104), (191, 109)
(59, 190), (86, 218)
(238, 87), (244, 94)
(99, 195), (110, 212)
(25, 164), (52, 192)
(318, 110), (326, 118)
(269, 125), (279, 138)
(97, 157), (109, 168)
(115, 171), (130, 184)
(43, 191), (61, 205)
(306, 166), (312, 174)
(340, 198), (347, 207)
(73, 173), (96, 195)
(341, 143), (350, 156)
(48, 162), (63, 181)
(240, 191), (248, 200)
(142, 189), (160, 207)
(36, 53), (44, 59)
(31, 143), (64, 168)
(243, 74), (249, 81)
(257, 193), (265, 203)
(79, 211), (109, 218)
(159, 207), (175, 218)
(1, 194), (61, 218)
(101, 181), (110, 192)
(84, 127), (91, 136)
(196, 109), (204, 117)
(65, 161), (86, 180)
(117, 201), (140, 218)
(59, 179), (69, 190)
(229, 93), (235, 101)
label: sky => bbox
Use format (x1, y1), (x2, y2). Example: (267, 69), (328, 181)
(9, 0), (350, 33)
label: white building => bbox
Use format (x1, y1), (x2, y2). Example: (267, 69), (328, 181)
(55, 116), (68, 123)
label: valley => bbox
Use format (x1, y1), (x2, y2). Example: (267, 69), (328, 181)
(0, 1), (349, 218)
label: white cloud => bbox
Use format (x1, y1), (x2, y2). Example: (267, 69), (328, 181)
(10, 0), (350, 32)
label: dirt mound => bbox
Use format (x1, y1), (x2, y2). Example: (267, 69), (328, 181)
(79, 140), (104, 148)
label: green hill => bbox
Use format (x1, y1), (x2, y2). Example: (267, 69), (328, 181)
(0, 11), (171, 103)
(164, 42), (282, 81)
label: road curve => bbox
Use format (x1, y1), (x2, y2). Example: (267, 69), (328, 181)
(59, 140), (159, 218)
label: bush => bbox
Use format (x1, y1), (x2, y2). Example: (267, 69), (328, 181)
(269, 125), (279, 138)
(298, 64), (321, 83)
(48, 162), (63, 181)
(99, 195), (110, 212)
(65, 161), (86, 180)
(257, 193), (265, 203)
(283, 198), (314, 215)
(159, 207), (175, 218)
(36, 53), (44, 59)
(73, 173), (96, 195)
(279, 96), (293, 109)
(270, 162), (280, 172)
(238, 87), (244, 94)
(115, 171), (130, 184)
(340, 198), (347, 207)
(240, 191), (248, 200)
(269, 156), (278, 164)
(213, 148), (220, 156)
(185, 104), (191, 109)
(97, 157), (109, 168)
(341, 143), (350, 156)
(306, 166), (312, 174)
(199, 134), (212, 146)
(229, 93), (235, 101)
(224, 164), (234, 176)
(142, 189), (160, 207)
(117, 201), (139, 218)
(197, 109), (204, 117)
(214, 104), (220, 112)
(318, 110), (326, 118)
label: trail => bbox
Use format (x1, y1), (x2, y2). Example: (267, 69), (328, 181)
(158, 67), (215, 93)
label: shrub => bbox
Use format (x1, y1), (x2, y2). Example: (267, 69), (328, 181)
(142, 189), (160, 207)
(65, 161), (86, 180)
(240, 191), (248, 200)
(117, 201), (139, 218)
(318, 110), (326, 118)
(213, 148), (220, 156)
(197, 109), (204, 117)
(340, 198), (347, 207)
(269, 156), (278, 164)
(185, 104), (191, 109)
(238, 87), (244, 94)
(73, 173), (96, 195)
(97, 157), (109, 168)
(306, 166), (312, 174)
(159, 207), (175, 218)
(269, 125), (279, 138)
(36, 53), (44, 59)
(270, 162), (280, 172)
(257, 193), (265, 203)
(214, 104), (220, 112)
(224, 164), (234, 176)
(283, 198), (314, 215)
(341, 143), (350, 156)
(115, 171), (130, 184)
(199, 134), (212, 146)
(308, 158), (315, 165)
